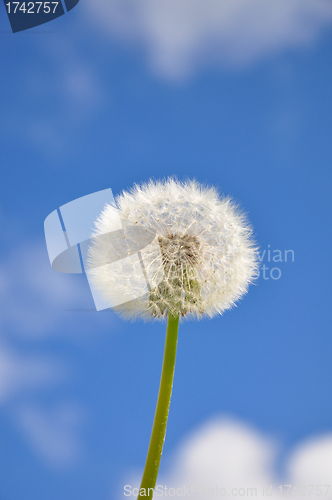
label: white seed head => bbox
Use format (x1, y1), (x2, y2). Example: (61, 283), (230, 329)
(87, 178), (258, 321)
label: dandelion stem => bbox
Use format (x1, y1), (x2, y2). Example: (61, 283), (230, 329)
(137, 313), (180, 500)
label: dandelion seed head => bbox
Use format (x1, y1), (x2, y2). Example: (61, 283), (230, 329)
(87, 178), (259, 321)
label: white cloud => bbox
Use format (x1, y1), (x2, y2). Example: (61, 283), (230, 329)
(17, 402), (84, 468)
(123, 417), (332, 498)
(287, 434), (332, 485)
(170, 418), (276, 488)
(85, 0), (332, 79)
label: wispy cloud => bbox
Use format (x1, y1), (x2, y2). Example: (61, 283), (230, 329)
(0, 344), (65, 403)
(0, 240), (106, 467)
(0, 339), (80, 468)
(17, 402), (85, 469)
(0, 35), (105, 158)
(85, 0), (332, 79)
(0, 240), (103, 338)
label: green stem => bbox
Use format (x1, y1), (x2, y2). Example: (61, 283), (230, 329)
(137, 313), (180, 500)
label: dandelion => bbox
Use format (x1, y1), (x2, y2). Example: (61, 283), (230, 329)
(88, 178), (258, 320)
(87, 178), (258, 499)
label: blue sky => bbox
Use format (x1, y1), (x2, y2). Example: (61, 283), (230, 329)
(0, 1), (332, 499)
